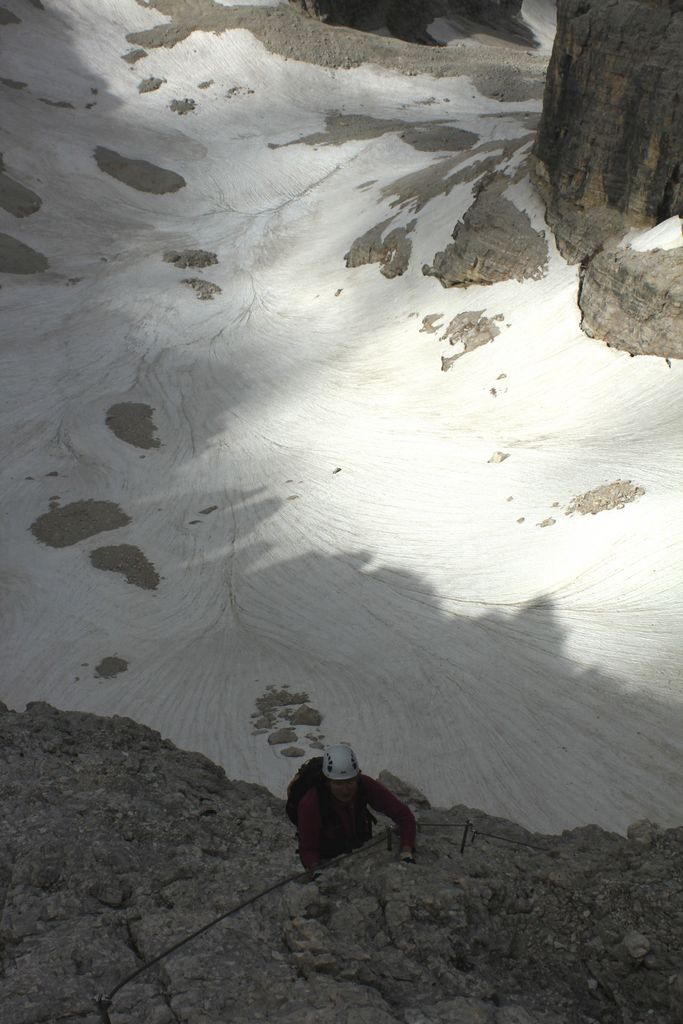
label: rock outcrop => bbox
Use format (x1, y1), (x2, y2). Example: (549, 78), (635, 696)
(2, 702), (683, 1024)
(345, 218), (416, 278)
(532, 0), (683, 358)
(580, 245), (683, 359)
(423, 172), (549, 287)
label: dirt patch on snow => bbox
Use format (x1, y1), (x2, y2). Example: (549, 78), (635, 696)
(270, 113), (478, 152)
(89, 544), (160, 590)
(0, 232), (48, 273)
(94, 656), (129, 679)
(105, 403), (161, 450)
(0, 8), (20, 25)
(0, 155), (42, 217)
(30, 500), (131, 548)
(566, 480), (645, 516)
(94, 146), (186, 194)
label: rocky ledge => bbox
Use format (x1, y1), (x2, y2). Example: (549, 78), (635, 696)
(1, 702), (682, 1024)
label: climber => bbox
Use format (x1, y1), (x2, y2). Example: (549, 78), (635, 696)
(286, 744), (417, 876)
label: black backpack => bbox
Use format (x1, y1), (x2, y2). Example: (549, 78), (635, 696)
(286, 756), (325, 825)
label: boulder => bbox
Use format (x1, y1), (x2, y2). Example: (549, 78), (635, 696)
(579, 246), (683, 358)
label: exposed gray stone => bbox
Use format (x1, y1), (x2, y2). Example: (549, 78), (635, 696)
(534, 0), (683, 263)
(377, 770), (431, 810)
(289, 705), (322, 727)
(164, 249), (218, 269)
(138, 76), (165, 93)
(0, 703), (681, 1024)
(565, 480), (645, 517)
(345, 218), (416, 279)
(579, 246), (683, 359)
(424, 174), (548, 287)
(438, 310), (502, 370)
(627, 819), (663, 846)
(122, 47), (147, 63)
(170, 97), (196, 114)
(181, 277), (222, 299)
(622, 931), (651, 960)
(268, 727), (298, 745)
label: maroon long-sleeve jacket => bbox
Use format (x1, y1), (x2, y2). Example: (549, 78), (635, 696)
(297, 773), (417, 869)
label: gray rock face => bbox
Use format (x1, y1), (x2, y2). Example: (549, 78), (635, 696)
(1, 702), (682, 1024)
(533, 0), (683, 262)
(531, 0), (683, 358)
(423, 174), (548, 287)
(579, 246), (683, 358)
(345, 218), (416, 278)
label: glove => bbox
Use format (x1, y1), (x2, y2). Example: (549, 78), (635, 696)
(400, 852), (416, 865)
(310, 868), (323, 882)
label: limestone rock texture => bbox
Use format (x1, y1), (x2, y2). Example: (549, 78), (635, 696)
(580, 247), (683, 358)
(532, 0), (683, 359)
(423, 173), (549, 287)
(2, 701), (683, 1024)
(533, 0), (683, 263)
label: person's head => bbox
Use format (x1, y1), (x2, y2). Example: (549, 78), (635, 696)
(322, 744), (360, 803)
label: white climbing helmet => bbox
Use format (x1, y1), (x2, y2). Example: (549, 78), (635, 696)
(322, 744), (360, 780)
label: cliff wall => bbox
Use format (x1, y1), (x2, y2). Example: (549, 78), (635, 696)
(533, 0), (683, 262)
(533, 0), (683, 357)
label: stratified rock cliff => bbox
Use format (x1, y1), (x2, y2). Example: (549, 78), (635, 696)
(534, 0), (683, 263)
(532, 0), (683, 358)
(580, 244), (683, 358)
(2, 702), (682, 1024)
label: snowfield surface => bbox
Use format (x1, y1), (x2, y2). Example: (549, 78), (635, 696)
(1, 0), (682, 834)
